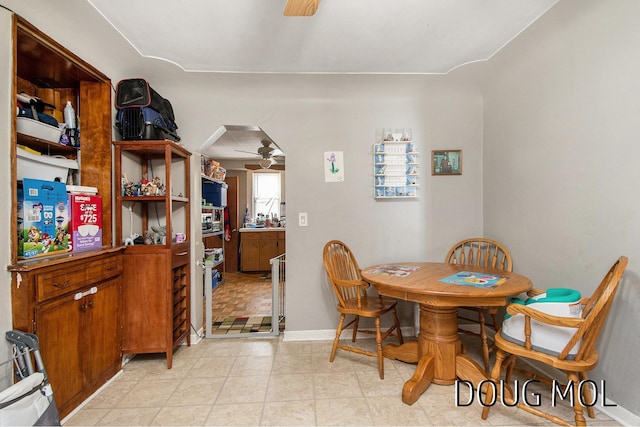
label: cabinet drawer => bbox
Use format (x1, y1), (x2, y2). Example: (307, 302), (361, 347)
(242, 232), (261, 240)
(36, 269), (87, 302)
(85, 257), (123, 283)
(172, 249), (190, 268)
(260, 232), (277, 241)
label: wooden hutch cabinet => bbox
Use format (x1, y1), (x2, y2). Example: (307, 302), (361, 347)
(114, 140), (191, 369)
(6, 15), (122, 419)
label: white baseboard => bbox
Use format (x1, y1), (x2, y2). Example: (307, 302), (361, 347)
(60, 370), (123, 424)
(598, 398), (640, 427)
(283, 329), (336, 341)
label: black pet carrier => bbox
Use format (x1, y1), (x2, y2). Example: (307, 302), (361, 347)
(115, 79), (180, 142)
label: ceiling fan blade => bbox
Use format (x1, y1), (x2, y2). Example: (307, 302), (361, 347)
(234, 149), (260, 155)
(258, 147), (275, 156)
(244, 164), (285, 171)
(283, 0), (320, 16)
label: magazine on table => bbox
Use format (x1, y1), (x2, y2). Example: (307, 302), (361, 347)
(366, 264), (420, 278)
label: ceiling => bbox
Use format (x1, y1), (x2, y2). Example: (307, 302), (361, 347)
(87, 0), (558, 74)
(204, 125), (284, 164)
(86, 0), (558, 164)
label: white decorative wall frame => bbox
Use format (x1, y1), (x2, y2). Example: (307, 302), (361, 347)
(373, 135), (418, 199)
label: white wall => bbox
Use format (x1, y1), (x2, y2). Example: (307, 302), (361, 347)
(477, 0), (640, 418)
(1, 0), (484, 337)
(165, 73), (485, 331)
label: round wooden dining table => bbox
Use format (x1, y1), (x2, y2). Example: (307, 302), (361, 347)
(361, 262), (532, 405)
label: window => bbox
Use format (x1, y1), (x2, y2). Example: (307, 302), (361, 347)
(252, 172), (281, 218)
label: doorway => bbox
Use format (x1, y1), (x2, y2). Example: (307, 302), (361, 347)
(199, 125), (286, 337)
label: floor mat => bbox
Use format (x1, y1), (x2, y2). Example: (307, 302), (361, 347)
(211, 316), (285, 334)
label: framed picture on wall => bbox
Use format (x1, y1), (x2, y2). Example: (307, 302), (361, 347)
(432, 150), (462, 175)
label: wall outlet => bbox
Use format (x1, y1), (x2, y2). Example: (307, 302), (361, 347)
(299, 212), (308, 227)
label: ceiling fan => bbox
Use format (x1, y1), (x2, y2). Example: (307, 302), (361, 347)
(237, 140), (285, 170)
(283, 0), (320, 16)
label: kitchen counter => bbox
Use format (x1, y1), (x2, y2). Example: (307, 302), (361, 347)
(239, 227), (285, 232)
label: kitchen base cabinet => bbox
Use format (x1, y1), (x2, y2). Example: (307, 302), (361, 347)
(37, 276), (121, 415)
(9, 248), (124, 419)
(241, 233), (261, 271)
(260, 235), (278, 269)
(240, 230), (285, 272)
(121, 243), (190, 369)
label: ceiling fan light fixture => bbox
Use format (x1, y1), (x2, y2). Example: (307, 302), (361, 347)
(259, 158), (273, 169)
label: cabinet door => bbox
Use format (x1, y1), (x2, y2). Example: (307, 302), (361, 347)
(277, 232), (286, 256)
(84, 277), (121, 387)
(36, 293), (84, 415)
(260, 239), (278, 270)
(242, 240), (260, 271)
(121, 251), (170, 352)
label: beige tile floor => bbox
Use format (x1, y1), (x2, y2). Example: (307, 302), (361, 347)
(63, 333), (620, 427)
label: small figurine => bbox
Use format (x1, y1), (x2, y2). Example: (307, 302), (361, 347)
(151, 226), (167, 244)
(152, 176), (166, 195)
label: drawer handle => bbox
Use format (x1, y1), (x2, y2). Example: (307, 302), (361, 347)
(53, 279), (70, 288)
(106, 265), (117, 271)
(175, 252), (188, 256)
(74, 286), (98, 301)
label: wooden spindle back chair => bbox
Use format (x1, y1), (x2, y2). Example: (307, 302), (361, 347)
(322, 240), (403, 379)
(481, 256), (628, 426)
(445, 238), (513, 373)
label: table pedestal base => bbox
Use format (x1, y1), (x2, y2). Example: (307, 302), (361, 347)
(383, 304), (488, 405)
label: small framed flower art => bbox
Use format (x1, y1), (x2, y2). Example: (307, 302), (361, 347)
(432, 150), (462, 175)
(324, 151), (344, 182)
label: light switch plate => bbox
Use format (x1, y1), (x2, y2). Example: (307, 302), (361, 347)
(299, 212), (308, 227)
